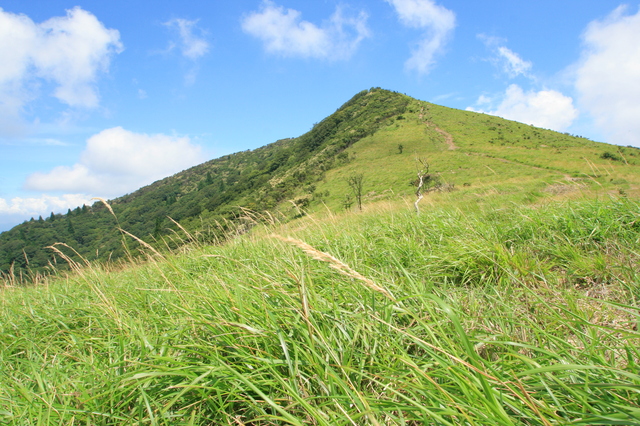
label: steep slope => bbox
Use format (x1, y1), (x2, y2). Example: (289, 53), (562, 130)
(2, 195), (639, 423)
(2, 88), (639, 276)
(303, 101), (640, 213)
(0, 88), (410, 274)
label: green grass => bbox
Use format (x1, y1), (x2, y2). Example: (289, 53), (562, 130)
(3, 89), (640, 424)
(2, 195), (639, 425)
(295, 98), (640, 217)
(4, 90), (639, 277)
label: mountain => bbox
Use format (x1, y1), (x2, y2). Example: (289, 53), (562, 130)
(1, 88), (639, 276)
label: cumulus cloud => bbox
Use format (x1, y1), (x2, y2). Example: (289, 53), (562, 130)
(468, 84), (578, 132)
(0, 193), (95, 231)
(385, 0), (456, 74)
(478, 35), (532, 79)
(0, 6), (122, 133)
(241, 0), (370, 60)
(0, 194), (94, 218)
(469, 35), (577, 132)
(574, 5), (640, 147)
(24, 127), (205, 198)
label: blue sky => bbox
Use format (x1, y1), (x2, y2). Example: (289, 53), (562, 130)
(0, 0), (638, 231)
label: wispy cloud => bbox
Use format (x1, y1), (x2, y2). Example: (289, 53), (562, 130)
(384, 0), (456, 75)
(24, 127), (205, 198)
(478, 35), (532, 79)
(241, 1), (370, 61)
(163, 18), (210, 60)
(161, 18), (210, 85)
(0, 7), (123, 136)
(574, 5), (640, 147)
(0, 137), (68, 146)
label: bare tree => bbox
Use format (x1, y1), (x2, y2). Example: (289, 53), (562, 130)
(347, 173), (365, 211)
(413, 158), (440, 214)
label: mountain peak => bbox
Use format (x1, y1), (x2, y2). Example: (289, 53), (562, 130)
(2, 89), (638, 276)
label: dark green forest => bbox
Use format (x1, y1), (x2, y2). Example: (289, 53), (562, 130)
(0, 88), (410, 275)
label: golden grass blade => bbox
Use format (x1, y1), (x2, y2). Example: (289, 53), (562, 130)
(91, 197), (117, 220)
(118, 228), (166, 260)
(272, 234), (395, 301)
(166, 216), (195, 242)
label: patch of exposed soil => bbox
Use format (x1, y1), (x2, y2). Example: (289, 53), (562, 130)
(419, 105), (457, 150)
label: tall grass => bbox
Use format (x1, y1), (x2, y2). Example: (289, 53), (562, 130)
(1, 197), (639, 424)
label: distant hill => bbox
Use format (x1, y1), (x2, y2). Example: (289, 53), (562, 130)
(1, 88), (639, 276)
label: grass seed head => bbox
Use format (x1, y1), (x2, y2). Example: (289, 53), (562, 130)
(272, 234), (395, 300)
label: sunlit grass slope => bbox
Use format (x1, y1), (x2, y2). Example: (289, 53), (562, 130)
(293, 98), (640, 215)
(3, 89), (640, 276)
(2, 195), (639, 425)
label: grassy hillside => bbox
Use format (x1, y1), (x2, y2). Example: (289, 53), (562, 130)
(306, 100), (640, 214)
(2, 88), (639, 278)
(1, 195), (639, 424)
(0, 88), (409, 276)
(2, 83), (640, 422)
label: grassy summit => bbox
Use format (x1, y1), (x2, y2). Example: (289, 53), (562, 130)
(2, 88), (639, 277)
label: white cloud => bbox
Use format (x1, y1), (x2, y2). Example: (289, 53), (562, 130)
(162, 18), (209, 85)
(241, 1), (370, 60)
(24, 127), (205, 198)
(476, 94), (491, 105)
(0, 193), (94, 230)
(0, 193), (93, 216)
(0, 6), (122, 130)
(574, 5), (640, 147)
(0, 137), (68, 146)
(385, 0), (456, 74)
(496, 46), (532, 78)
(468, 84), (578, 131)
(478, 35), (532, 78)
(164, 18), (209, 60)
(469, 36), (578, 132)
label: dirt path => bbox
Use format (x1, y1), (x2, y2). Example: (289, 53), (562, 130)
(419, 106), (457, 150)
(417, 105), (575, 181)
(434, 126), (457, 150)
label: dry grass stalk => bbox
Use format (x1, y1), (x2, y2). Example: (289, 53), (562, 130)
(2, 262), (16, 288)
(219, 321), (265, 335)
(272, 234), (395, 301)
(167, 216), (195, 242)
(51, 242), (90, 266)
(118, 228), (166, 260)
(92, 197), (117, 220)
(46, 243), (89, 274)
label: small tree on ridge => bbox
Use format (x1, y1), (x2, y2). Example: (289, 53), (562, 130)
(347, 173), (365, 211)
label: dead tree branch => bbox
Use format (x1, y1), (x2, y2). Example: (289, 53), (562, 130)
(413, 158), (444, 214)
(414, 158), (429, 214)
